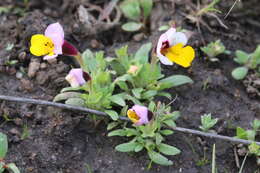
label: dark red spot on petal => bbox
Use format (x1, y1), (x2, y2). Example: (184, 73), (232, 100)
(62, 40), (79, 56)
(83, 71), (91, 81)
(147, 110), (154, 121)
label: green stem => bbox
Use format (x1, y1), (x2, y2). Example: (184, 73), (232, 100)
(74, 53), (84, 68)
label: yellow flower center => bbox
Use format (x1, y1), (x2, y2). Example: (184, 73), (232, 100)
(30, 34), (55, 56)
(162, 43), (195, 68)
(127, 109), (140, 123)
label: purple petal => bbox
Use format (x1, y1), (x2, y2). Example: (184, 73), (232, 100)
(45, 22), (64, 55)
(68, 68), (86, 86)
(132, 105), (149, 125)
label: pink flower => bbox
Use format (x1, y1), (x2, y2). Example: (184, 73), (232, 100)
(30, 22), (79, 60)
(65, 68), (91, 87)
(127, 105), (153, 125)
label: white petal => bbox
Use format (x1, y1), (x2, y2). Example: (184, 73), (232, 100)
(158, 53), (173, 65)
(168, 32), (188, 46)
(43, 54), (58, 60)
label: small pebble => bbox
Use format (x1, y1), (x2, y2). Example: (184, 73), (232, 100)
(16, 71), (23, 79)
(28, 59), (40, 78)
(133, 33), (144, 42)
(40, 63), (47, 69)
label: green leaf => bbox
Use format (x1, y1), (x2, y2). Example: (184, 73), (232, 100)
(139, 0), (153, 18)
(107, 122), (120, 130)
(148, 101), (156, 112)
(236, 127), (247, 140)
(163, 111), (181, 121)
(246, 130), (256, 141)
(105, 110), (119, 120)
(131, 88), (143, 99)
(120, 0), (141, 21)
(108, 129), (126, 137)
(157, 143), (181, 156)
(231, 67), (248, 80)
(155, 133), (163, 145)
(158, 75), (193, 90)
(116, 81), (128, 91)
(125, 128), (139, 137)
(248, 142), (260, 155)
(0, 132), (8, 159)
(65, 98), (85, 106)
(109, 94), (126, 107)
(122, 22), (143, 32)
(250, 45), (260, 68)
(148, 151), (173, 166)
(134, 143), (144, 152)
(163, 119), (176, 128)
(157, 92), (172, 99)
(252, 119), (260, 131)
(53, 92), (82, 102)
(6, 163), (20, 173)
(115, 141), (138, 152)
(234, 50), (250, 65)
(134, 42), (152, 64)
(160, 130), (174, 135)
(142, 90), (157, 99)
(61, 86), (85, 93)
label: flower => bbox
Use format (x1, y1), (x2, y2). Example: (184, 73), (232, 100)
(127, 105), (153, 125)
(65, 68), (91, 87)
(127, 65), (138, 74)
(30, 22), (79, 60)
(156, 27), (195, 68)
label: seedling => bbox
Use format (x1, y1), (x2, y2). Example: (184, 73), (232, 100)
(199, 113), (218, 132)
(120, 0), (153, 32)
(235, 119), (260, 164)
(0, 132), (20, 173)
(108, 102), (181, 166)
(109, 43), (193, 104)
(231, 45), (260, 80)
(200, 40), (230, 62)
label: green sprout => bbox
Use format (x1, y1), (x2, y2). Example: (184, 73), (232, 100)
(199, 113), (218, 132)
(235, 119), (260, 164)
(200, 40), (230, 62)
(120, 0), (153, 32)
(231, 45), (260, 80)
(0, 132), (20, 173)
(108, 102), (181, 166)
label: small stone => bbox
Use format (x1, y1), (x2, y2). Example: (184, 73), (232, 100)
(237, 147), (247, 156)
(8, 67), (16, 75)
(90, 39), (101, 49)
(10, 128), (20, 136)
(28, 59), (40, 78)
(14, 118), (23, 126)
(20, 79), (33, 91)
(133, 33), (144, 42)
(16, 71), (23, 79)
(40, 63), (47, 69)
(36, 71), (49, 85)
(47, 58), (57, 64)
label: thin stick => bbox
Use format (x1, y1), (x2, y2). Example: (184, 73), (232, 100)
(0, 95), (259, 146)
(224, 0), (240, 19)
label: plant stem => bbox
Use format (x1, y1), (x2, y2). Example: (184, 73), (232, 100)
(0, 95), (260, 146)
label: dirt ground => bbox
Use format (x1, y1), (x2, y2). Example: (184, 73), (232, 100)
(0, 0), (260, 172)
